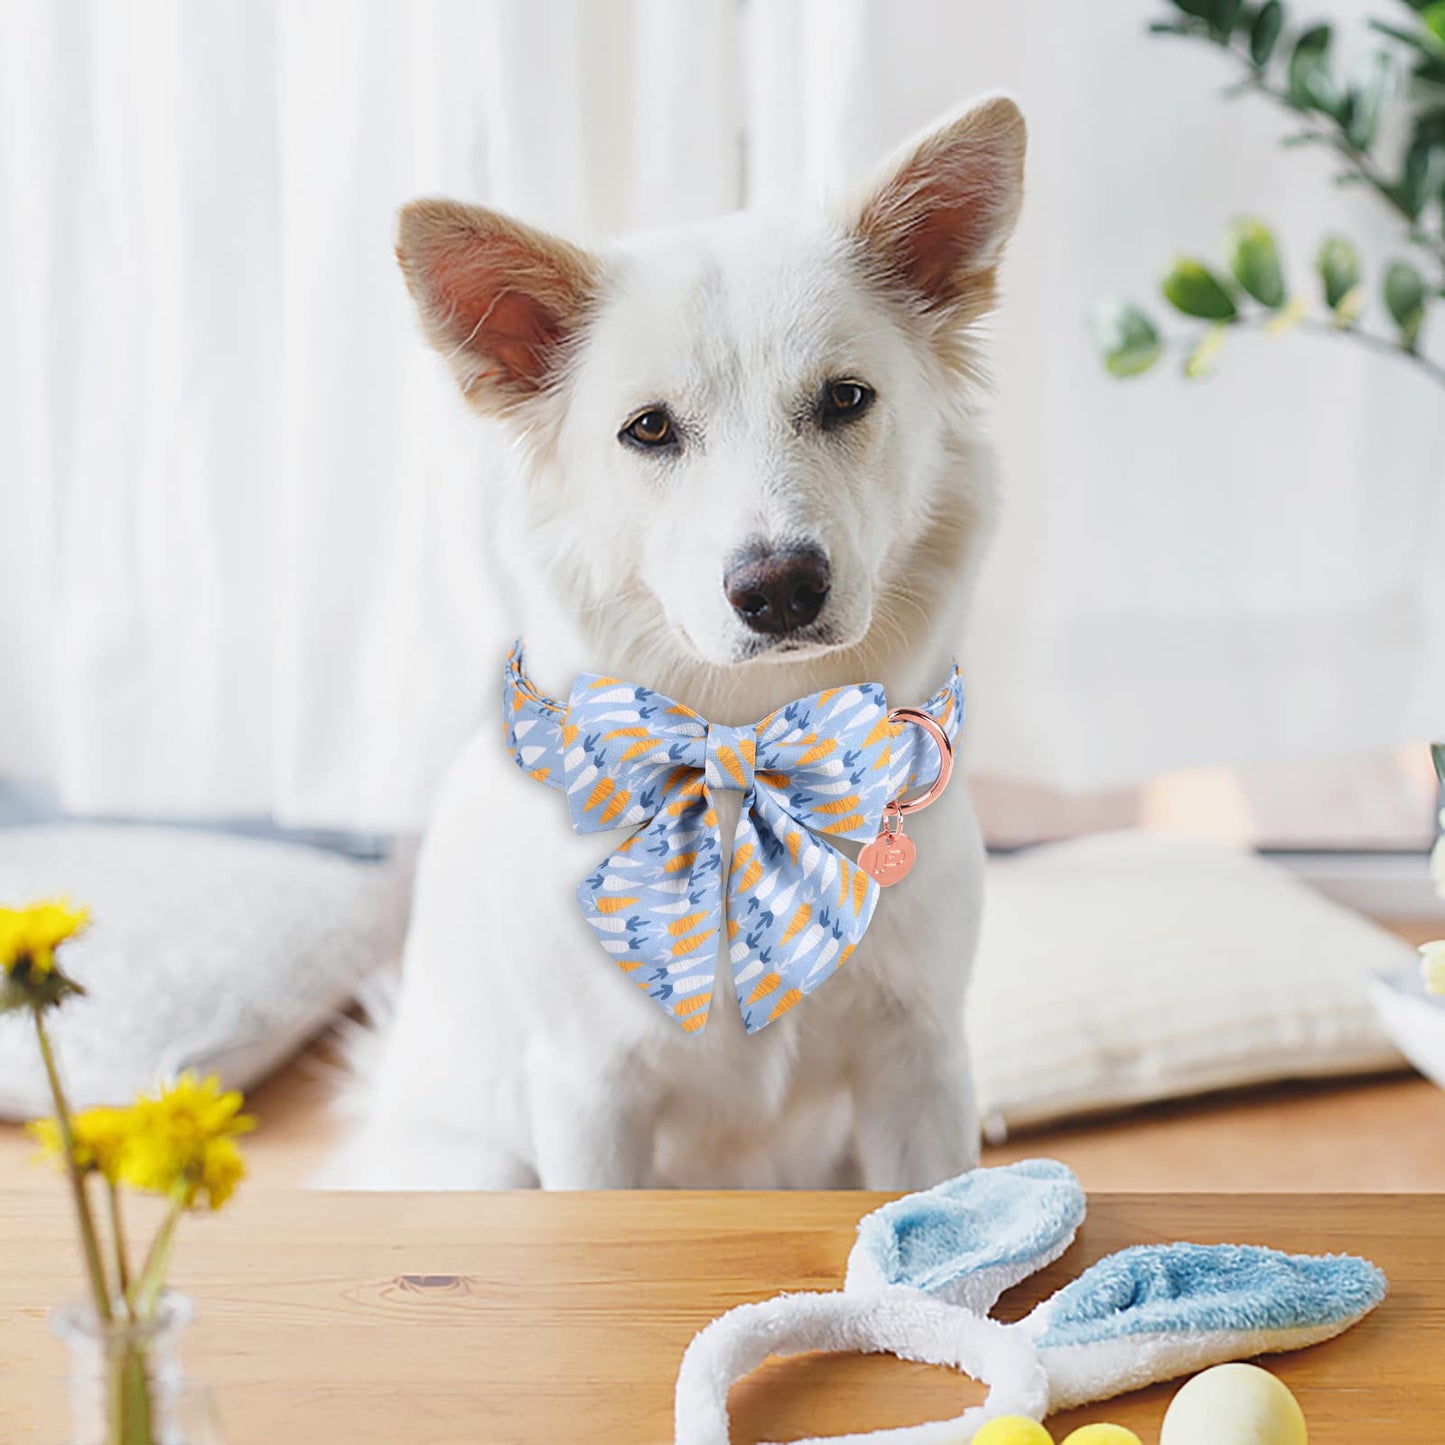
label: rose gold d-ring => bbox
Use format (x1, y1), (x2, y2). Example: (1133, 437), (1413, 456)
(887, 707), (954, 815)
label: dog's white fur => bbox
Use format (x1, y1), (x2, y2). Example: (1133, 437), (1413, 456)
(331, 97), (1026, 1190)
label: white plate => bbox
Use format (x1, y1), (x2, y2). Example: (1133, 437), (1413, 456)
(1370, 966), (1445, 1091)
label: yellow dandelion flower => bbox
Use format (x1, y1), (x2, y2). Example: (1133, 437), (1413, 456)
(0, 898), (90, 977)
(28, 1106), (131, 1183)
(197, 1135), (247, 1210)
(120, 1073), (254, 1211)
(1422, 940), (1445, 997)
(0, 898), (90, 1013)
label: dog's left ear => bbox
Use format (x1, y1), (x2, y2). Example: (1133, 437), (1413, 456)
(846, 94), (1026, 325)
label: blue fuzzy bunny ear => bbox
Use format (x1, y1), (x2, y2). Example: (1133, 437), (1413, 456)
(1025, 1242), (1387, 1412)
(845, 1159), (1087, 1313)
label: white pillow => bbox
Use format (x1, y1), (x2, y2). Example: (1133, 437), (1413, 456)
(0, 825), (406, 1119)
(969, 830), (1409, 1139)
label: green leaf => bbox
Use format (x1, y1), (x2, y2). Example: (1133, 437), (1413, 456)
(1331, 284), (1365, 328)
(1417, 108), (1445, 146)
(1345, 51), (1393, 151)
(1184, 325), (1228, 378)
(1400, 137), (1442, 218)
(1368, 16), (1445, 58)
(1288, 24), (1339, 113)
(1316, 234), (1362, 310)
(1089, 298), (1164, 378)
(1162, 258), (1240, 320)
(1384, 259), (1428, 347)
(1423, 2), (1445, 46)
(1209, 0), (1243, 38)
(1227, 219), (1287, 308)
(1370, 18), (1439, 51)
(1169, 0), (1219, 17)
(1370, 15), (1445, 83)
(1369, 19), (1423, 45)
(1250, 0), (1285, 65)
(1432, 740), (1445, 786)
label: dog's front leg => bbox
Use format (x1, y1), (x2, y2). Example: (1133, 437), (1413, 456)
(852, 1019), (978, 1191)
(527, 1042), (656, 1189)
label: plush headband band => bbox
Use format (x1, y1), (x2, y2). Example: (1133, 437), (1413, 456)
(674, 1160), (1386, 1445)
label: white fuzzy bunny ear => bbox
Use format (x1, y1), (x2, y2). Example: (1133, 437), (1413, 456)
(845, 1159), (1086, 1312)
(1024, 1242), (1388, 1412)
(674, 1162), (1084, 1445)
(674, 1166), (1388, 1445)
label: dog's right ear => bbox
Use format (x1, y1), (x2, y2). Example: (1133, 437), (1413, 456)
(846, 95), (1026, 331)
(396, 199), (602, 416)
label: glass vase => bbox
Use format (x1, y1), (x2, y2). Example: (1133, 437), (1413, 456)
(52, 1293), (222, 1445)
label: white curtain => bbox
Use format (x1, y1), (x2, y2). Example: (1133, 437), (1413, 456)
(1, 0), (1441, 829)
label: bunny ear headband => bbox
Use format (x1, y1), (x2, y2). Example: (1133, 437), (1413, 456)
(674, 1160), (1386, 1445)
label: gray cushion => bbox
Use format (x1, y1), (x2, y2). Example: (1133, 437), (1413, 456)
(0, 825), (406, 1118)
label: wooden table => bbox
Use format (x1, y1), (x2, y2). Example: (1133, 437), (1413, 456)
(1, 1191), (1438, 1443)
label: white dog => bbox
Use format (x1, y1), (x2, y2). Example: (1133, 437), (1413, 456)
(333, 96), (1025, 1190)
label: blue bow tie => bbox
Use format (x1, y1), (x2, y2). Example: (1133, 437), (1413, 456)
(503, 644), (963, 1034)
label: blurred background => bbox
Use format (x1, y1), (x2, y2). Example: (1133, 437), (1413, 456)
(2, 0), (1444, 1189)
(3, 0), (1442, 848)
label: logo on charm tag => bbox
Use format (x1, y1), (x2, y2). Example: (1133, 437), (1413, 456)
(859, 804), (916, 887)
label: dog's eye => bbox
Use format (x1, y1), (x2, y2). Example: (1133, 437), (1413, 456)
(621, 408), (677, 450)
(821, 379), (874, 427)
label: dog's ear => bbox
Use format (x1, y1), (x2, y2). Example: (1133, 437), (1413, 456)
(396, 199), (602, 415)
(847, 95), (1026, 326)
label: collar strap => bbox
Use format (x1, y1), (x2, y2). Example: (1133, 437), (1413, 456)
(504, 644), (963, 803)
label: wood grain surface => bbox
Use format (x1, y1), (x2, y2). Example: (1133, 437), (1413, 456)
(0, 1190), (1437, 1443)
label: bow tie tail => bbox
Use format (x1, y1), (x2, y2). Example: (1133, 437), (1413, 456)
(576, 791), (725, 1032)
(729, 792), (880, 1035)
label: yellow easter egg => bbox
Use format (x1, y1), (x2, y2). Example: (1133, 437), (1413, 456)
(972, 1417), (1054, 1445)
(1160, 1363), (1307, 1445)
(1059, 1427), (1144, 1445)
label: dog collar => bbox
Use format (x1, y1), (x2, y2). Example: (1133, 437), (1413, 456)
(503, 642), (963, 1034)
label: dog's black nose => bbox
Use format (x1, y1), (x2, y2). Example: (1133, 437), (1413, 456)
(725, 548), (831, 635)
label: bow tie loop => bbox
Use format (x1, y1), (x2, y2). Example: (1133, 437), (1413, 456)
(562, 676), (708, 836)
(751, 684), (896, 844)
(704, 722), (758, 794)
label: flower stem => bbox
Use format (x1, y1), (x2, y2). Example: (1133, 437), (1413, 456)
(107, 1343), (155, 1445)
(129, 1193), (184, 1322)
(107, 1181), (133, 1305)
(32, 1005), (112, 1323)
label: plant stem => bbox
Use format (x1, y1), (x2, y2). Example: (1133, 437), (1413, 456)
(107, 1343), (155, 1445)
(129, 1192), (184, 1322)
(32, 1006), (112, 1323)
(107, 1181), (133, 1305)
(119, 1346), (155, 1444)
(1245, 77), (1428, 242)
(1173, 26), (1445, 281)
(1291, 316), (1445, 385)
(1169, 312), (1445, 387)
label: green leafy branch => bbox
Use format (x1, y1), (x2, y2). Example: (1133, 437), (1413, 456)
(1092, 221), (1445, 384)
(1093, 0), (1445, 387)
